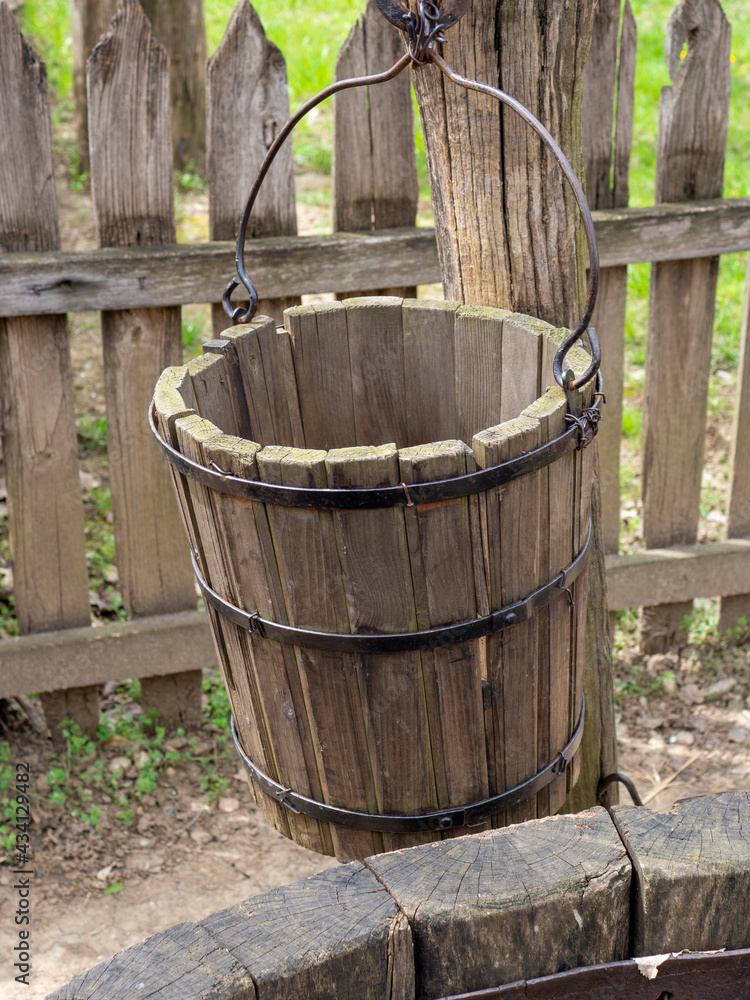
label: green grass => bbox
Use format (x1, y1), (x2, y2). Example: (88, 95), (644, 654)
(205, 1), (365, 104)
(16, 2), (73, 113)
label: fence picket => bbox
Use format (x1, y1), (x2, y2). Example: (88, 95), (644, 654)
(641, 0), (732, 653)
(333, 0), (418, 298)
(140, 0), (207, 173)
(87, 0), (200, 727)
(72, 0), (116, 177)
(0, 7), (94, 739)
(207, 0), (298, 330)
(720, 258), (750, 634)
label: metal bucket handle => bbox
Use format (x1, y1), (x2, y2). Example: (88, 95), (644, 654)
(223, 0), (601, 393)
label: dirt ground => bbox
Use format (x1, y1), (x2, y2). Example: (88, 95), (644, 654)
(0, 735), (337, 999)
(0, 172), (748, 998)
(0, 641), (748, 999)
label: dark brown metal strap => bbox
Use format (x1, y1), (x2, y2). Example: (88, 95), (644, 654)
(231, 695), (585, 833)
(149, 395), (602, 511)
(597, 772), (643, 807)
(438, 949), (750, 1000)
(193, 522), (590, 653)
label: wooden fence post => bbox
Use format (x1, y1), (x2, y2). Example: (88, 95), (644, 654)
(207, 0), (298, 332)
(0, 7), (95, 741)
(138, 0), (207, 174)
(88, 0), (201, 728)
(640, 0), (731, 652)
(72, 0), (117, 177)
(333, 0), (419, 298)
(562, 0), (637, 813)
(720, 257), (750, 636)
(582, 0), (636, 560)
(411, 0), (613, 814)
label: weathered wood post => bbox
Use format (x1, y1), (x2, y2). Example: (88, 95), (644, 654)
(721, 256), (750, 636)
(74, 0), (207, 177)
(139, 0), (207, 174)
(207, 0), (298, 331)
(72, 0), (117, 177)
(88, 0), (200, 728)
(333, 0), (419, 298)
(0, 7), (95, 741)
(641, 0), (731, 652)
(583, 0), (636, 562)
(410, 0), (615, 812)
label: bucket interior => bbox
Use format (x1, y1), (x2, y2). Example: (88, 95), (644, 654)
(189, 297), (591, 456)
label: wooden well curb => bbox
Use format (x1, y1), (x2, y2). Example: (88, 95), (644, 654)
(47, 791), (750, 1000)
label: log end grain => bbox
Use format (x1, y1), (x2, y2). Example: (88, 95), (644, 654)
(366, 807), (631, 998)
(613, 790), (750, 956)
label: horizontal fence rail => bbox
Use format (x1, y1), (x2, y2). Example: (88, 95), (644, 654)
(1, 199), (749, 318)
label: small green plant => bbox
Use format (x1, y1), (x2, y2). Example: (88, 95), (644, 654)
(0, 742), (17, 861)
(621, 406), (643, 442)
(69, 166), (91, 193)
(724, 615), (750, 645)
(203, 670), (231, 731)
(77, 415), (108, 457)
(614, 663), (646, 702)
(649, 669), (675, 695)
(175, 162), (207, 193)
(681, 599), (721, 647)
(182, 315), (208, 355)
(0, 595), (19, 639)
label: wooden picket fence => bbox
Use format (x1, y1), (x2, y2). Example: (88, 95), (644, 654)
(0, 0), (749, 736)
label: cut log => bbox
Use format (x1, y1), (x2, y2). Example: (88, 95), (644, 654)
(367, 807), (631, 999)
(199, 862), (414, 1000)
(44, 920), (252, 1000)
(612, 790), (750, 956)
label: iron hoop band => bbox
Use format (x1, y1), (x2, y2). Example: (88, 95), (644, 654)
(191, 521), (590, 654)
(231, 696), (585, 833)
(149, 387), (601, 512)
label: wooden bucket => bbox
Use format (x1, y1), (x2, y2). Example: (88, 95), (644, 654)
(152, 297), (597, 861)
